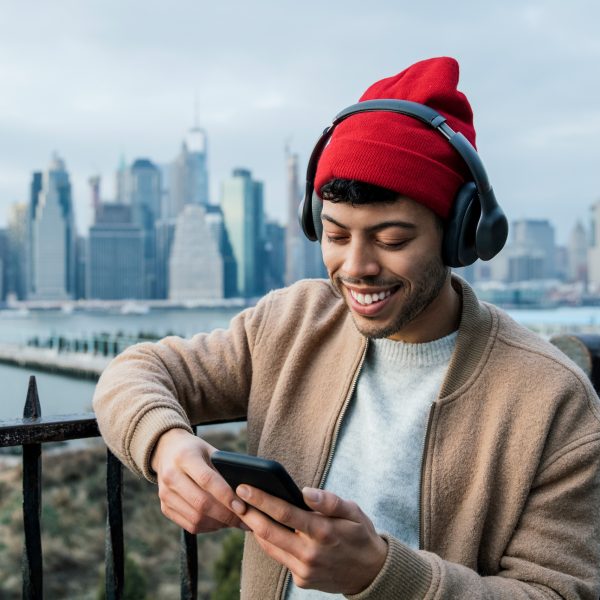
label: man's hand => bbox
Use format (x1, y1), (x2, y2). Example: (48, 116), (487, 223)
(233, 485), (388, 595)
(150, 428), (248, 534)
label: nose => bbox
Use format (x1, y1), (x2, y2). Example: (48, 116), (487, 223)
(342, 238), (380, 280)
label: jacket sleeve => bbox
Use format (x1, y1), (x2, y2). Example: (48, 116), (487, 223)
(346, 436), (600, 600)
(92, 294), (273, 482)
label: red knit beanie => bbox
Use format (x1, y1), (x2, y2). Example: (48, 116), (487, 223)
(314, 57), (476, 219)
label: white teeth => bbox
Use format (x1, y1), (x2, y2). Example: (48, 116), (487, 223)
(350, 289), (393, 306)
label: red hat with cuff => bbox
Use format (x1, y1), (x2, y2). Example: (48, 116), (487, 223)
(314, 57), (476, 219)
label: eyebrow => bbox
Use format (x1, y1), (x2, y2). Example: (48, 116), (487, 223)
(321, 213), (417, 232)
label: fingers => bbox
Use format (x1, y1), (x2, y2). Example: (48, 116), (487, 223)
(185, 449), (247, 516)
(153, 433), (247, 533)
(161, 499), (230, 534)
(236, 503), (304, 557)
(159, 483), (246, 532)
(236, 484), (310, 532)
(302, 488), (363, 522)
(160, 469), (243, 529)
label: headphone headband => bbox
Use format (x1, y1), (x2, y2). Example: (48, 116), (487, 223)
(301, 99), (508, 264)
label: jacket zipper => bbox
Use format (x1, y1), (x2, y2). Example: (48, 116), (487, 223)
(418, 403), (435, 550)
(279, 338), (369, 600)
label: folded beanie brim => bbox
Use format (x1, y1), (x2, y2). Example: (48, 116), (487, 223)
(316, 138), (465, 219)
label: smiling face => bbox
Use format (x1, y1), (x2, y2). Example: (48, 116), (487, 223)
(321, 196), (459, 343)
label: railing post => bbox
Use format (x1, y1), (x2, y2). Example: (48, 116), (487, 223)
(105, 449), (124, 600)
(180, 530), (198, 600)
(180, 425), (199, 600)
(22, 375), (43, 600)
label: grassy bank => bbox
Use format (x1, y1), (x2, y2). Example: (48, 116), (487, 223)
(0, 429), (246, 599)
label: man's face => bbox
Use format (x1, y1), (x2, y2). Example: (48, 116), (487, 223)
(320, 197), (449, 341)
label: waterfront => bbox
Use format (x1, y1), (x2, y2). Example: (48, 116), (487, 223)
(0, 303), (598, 420)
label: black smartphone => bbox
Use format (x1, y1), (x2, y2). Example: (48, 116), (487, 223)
(211, 450), (310, 511)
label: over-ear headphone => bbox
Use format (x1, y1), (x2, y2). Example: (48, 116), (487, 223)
(299, 99), (508, 268)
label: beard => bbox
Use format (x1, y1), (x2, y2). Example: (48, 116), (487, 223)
(332, 256), (449, 339)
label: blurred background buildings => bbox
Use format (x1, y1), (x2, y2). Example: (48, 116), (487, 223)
(0, 121), (330, 305)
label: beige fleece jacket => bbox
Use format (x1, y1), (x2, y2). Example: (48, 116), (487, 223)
(93, 277), (600, 599)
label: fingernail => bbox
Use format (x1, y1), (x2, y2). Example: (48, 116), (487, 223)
(303, 487), (321, 503)
(231, 499), (245, 514)
(237, 485), (250, 499)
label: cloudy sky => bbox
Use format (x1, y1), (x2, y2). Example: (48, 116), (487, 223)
(1, 0), (599, 243)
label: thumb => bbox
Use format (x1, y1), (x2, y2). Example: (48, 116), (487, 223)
(302, 488), (362, 521)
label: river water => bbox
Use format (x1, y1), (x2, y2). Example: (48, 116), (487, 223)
(0, 303), (598, 421)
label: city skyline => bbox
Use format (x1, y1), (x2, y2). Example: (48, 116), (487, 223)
(1, 1), (600, 244)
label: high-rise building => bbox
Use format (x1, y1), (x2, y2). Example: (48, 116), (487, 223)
(567, 221), (588, 284)
(0, 229), (8, 302)
(265, 221), (286, 290)
(284, 149), (326, 285)
(205, 205), (238, 298)
(169, 205), (223, 300)
(221, 168), (265, 298)
(285, 150), (306, 285)
(126, 158), (162, 298)
(75, 236), (87, 300)
(6, 203), (28, 300)
(87, 203), (144, 300)
(155, 217), (177, 300)
(169, 126), (209, 217)
(28, 155), (76, 300)
(587, 200), (600, 290)
(497, 219), (556, 283)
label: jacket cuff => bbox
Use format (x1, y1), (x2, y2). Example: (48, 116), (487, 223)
(128, 405), (193, 482)
(345, 535), (433, 600)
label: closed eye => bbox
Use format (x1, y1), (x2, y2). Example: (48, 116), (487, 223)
(376, 239), (410, 250)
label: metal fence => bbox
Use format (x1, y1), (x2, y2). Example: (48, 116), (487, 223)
(0, 375), (242, 600)
(1, 333), (599, 599)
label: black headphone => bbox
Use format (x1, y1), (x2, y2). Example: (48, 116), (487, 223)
(299, 99), (508, 268)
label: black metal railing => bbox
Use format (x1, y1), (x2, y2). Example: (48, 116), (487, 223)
(1, 333), (599, 599)
(0, 375), (243, 600)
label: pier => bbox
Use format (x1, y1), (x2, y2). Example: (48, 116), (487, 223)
(0, 344), (111, 380)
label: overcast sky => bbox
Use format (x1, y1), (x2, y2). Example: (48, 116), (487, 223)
(1, 0), (599, 243)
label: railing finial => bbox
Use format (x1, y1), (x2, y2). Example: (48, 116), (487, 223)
(24, 376), (42, 420)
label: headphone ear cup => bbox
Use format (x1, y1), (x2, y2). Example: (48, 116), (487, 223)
(442, 182), (480, 268)
(311, 193), (323, 242)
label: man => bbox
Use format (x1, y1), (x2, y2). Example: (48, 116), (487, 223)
(94, 57), (600, 599)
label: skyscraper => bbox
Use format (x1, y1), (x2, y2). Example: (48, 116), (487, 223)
(169, 126), (210, 217)
(0, 229), (8, 302)
(587, 200), (600, 290)
(155, 217), (177, 300)
(567, 221), (588, 284)
(205, 205), (238, 298)
(284, 148), (327, 285)
(87, 203), (144, 300)
(28, 154), (76, 300)
(220, 168), (265, 298)
(265, 220), (286, 290)
(285, 150), (305, 285)
(503, 219), (557, 283)
(169, 205), (223, 301)
(6, 203), (28, 300)
(126, 158), (162, 298)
